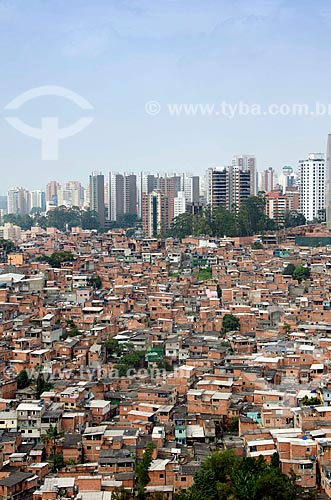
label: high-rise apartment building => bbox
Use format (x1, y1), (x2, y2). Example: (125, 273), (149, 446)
(228, 164), (251, 208)
(7, 187), (30, 215)
(174, 191), (186, 218)
(29, 190), (46, 211)
(265, 191), (289, 225)
(285, 186), (300, 211)
(208, 158), (254, 212)
(46, 181), (60, 205)
(259, 167), (275, 193)
(299, 153), (325, 222)
(142, 191), (169, 237)
(89, 172), (105, 226)
(153, 174), (181, 224)
(180, 174), (200, 204)
(108, 173), (137, 221)
(57, 181), (84, 208)
(232, 154), (257, 196)
(207, 168), (228, 209)
(108, 173), (124, 222)
(124, 174), (137, 215)
(326, 135), (331, 228)
(138, 173), (155, 218)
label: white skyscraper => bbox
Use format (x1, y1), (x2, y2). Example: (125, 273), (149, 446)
(29, 190), (45, 211)
(326, 135), (331, 228)
(299, 153), (325, 222)
(174, 191), (186, 218)
(182, 175), (200, 204)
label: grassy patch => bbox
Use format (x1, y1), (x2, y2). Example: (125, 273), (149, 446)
(198, 267), (212, 281)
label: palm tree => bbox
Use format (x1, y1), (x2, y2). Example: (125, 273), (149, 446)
(42, 424), (64, 457)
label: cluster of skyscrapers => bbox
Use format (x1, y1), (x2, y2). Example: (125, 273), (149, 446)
(89, 172), (200, 235)
(3, 140), (331, 235)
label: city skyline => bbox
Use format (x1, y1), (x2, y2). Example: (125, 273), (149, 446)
(0, 158), (312, 195)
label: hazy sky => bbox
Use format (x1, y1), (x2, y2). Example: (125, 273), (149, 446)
(1, 0), (331, 193)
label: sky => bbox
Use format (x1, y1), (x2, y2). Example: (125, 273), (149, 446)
(1, 0), (331, 193)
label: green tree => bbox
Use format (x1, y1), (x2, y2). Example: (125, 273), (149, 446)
(3, 213), (33, 230)
(202, 450), (238, 483)
(36, 372), (53, 397)
(43, 424), (64, 457)
(115, 213), (139, 228)
(229, 416), (239, 433)
(270, 452), (280, 469)
(16, 369), (29, 389)
(283, 263), (295, 276)
(111, 486), (131, 500)
(87, 275), (102, 289)
(115, 350), (146, 376)
(38, 251), (74, 268)
(284, 210), (306, 228)
(222, 313), (240, 333)
(293, 265), (310, 283)
(174, 451), (298, 500)
(0, 239), (16, 255)
(237, 194), (272, 236)
(81, 209), (100, 230)
(32, 211), (47, 229)
(170, 213), (194, 239)
(191, 469), (219, 500)
(105, 338), (123, 357)
(136, 442), (156, 500)
(46, 206), (81, 231)
(252, 241), (264, 249)
(212, 206), (236, 237)
(49, 453), (65, 472)
(301, 396), (321, 406)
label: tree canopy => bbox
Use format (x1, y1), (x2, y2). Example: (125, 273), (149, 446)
(284, 210), (306, 228)
(135, 442), (156, 500)
(3, 207), (100, 232)
(293, 265), (310, 283)
(0, 239), (17, 261)
(105, 337), (123, 357)
(222, 313), (240, 333)
(115, 350), (146, 377)
(37, 251), (74, 268)
(16, 369), (29, 389)
(170, 195), (277, 239)
(174, 451), (305, 500)
(283, 263), (310, 283)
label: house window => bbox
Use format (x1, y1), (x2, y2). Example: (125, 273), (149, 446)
(159, 474), (164, 478)
(181, 477), (186, 482)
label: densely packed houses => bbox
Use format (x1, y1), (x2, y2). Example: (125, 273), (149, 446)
(1, 224), (331, 498)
